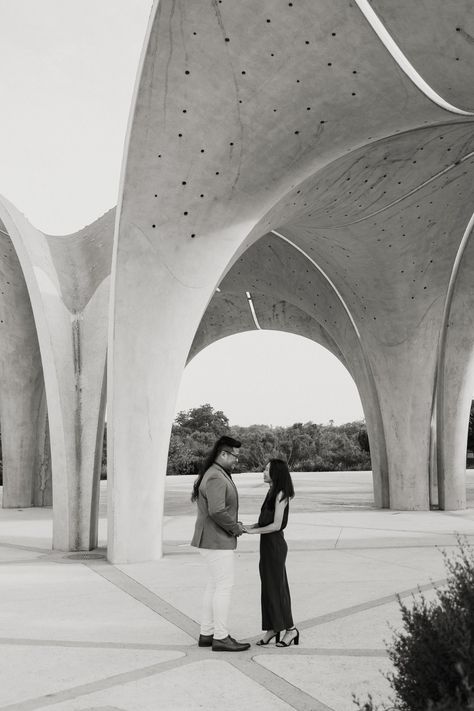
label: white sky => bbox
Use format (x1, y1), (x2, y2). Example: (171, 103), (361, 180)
(0, 1), (364, 427)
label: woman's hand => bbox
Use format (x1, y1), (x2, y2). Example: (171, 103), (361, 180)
(243, 524), (259, 534)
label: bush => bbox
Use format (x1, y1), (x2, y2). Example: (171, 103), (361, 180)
(354, 538), (474, 711)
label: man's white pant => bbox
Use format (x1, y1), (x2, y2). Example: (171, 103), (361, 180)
(198, 549), (235, 640)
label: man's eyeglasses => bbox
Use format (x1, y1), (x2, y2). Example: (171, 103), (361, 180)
(222, 450), (239, 460)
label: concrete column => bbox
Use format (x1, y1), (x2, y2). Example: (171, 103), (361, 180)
(367, 330), (438, 510)
(436, 217), (474, 510)
(73, 284), (109, 549)
(0, 199), (111, 550)
(0, 224), (46, 508)
(108, 220), (249, 563)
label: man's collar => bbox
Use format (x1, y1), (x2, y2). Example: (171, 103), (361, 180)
(214, 461), (232, 478)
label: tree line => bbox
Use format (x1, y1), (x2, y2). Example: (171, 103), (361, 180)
(2, 401), (474, 485)
(166, 403), (371, 475)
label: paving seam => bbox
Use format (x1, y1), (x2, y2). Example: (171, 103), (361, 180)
(165, 541), (473, 553)
(0, 637), (188, 651)
(340, 548), (446, 573)
(84, 556), (445, 639)
(1, 551), (443, 710)
(297, 578), (447, 630)
(0, 644), (366, 711)
(249, 648), (387, 657)
(0, 655), (193, 711)
(0, 637), (386, 656)
(84, 560), (200, 638)
(230, 656), (335, 711)
(0, 541), (50, 554)
(268, 521), (474, 535)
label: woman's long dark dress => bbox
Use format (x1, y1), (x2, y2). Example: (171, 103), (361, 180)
(258, 490), (293, 632)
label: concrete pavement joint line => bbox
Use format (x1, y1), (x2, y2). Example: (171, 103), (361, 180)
(165, 541), (474, 555)
(342, 548), (445, 574)
(0, 655), (192, 711)
(0, 638), (188, 652)
(297, 578), (447, 631)
(0, 637), (386, 656)
(85, 560), (199, 638)
(334, 527), (343, 548)
(231, 656), (335, 711)
(261, 519), (474, 536)
(0, 541), (50, 553)
(254, 648), (387, 658)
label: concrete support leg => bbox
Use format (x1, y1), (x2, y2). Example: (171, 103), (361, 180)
(354, 376), (389, 509)
(108, 229), (241, 563)
(437, 376), (471, 510)
(0, 224), (46, 508)
(368, 336), (437, 510)
(436, 229), (474, 510)
(51, 287), (109, 551)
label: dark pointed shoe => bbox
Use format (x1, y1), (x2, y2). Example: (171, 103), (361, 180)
(212, 635), (250, 652)
(198, 634), (213, 647)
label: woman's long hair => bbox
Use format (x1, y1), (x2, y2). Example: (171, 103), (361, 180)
(191, 435), (241, 502)
(267, 458), (294, 509)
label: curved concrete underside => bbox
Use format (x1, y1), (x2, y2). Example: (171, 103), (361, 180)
(109, 0), (474, 562)
(2, 1), (474, 562)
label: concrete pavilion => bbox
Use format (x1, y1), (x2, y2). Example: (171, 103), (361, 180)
(1, 0), (474, 563)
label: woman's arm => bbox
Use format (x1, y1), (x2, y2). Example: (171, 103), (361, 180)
(244, 493), (287, 534)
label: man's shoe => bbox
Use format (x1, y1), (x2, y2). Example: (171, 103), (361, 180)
(198, 634), (213, 647)
(212, 635), (250, 652)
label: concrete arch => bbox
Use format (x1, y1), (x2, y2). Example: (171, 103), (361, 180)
(0, 196), (112, 551)
(109, 0), (474, 561)
(190, 232), (389, 508)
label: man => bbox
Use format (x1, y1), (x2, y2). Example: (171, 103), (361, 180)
(191, 435), (250, 652)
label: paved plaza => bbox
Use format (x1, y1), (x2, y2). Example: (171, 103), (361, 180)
(2, 471), (474, 711)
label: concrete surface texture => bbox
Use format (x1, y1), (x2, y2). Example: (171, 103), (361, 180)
(1, 1), (474, 562)
(109, 0), (474, 561)
(2, 472), (474, 711)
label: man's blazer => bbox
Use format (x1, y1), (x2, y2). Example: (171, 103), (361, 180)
(191, 463), (241, 549)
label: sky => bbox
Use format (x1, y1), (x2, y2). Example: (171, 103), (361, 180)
(0, 1), (364, 428)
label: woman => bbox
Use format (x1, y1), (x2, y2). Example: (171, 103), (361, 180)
(244, 458), (299, 647)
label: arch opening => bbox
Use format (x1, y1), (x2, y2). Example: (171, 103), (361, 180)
(163, 330), (375, 549)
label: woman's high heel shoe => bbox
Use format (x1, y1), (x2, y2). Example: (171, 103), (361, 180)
(256, 631), (281, 646)
(276, 627), (299, 647)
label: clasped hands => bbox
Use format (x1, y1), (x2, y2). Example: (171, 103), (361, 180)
(235, 522), (259, 536)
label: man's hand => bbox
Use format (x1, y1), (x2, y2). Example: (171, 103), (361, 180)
(234, 522), (245, 536)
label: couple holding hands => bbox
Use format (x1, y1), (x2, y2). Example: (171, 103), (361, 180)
(191, 435), (299, 652)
